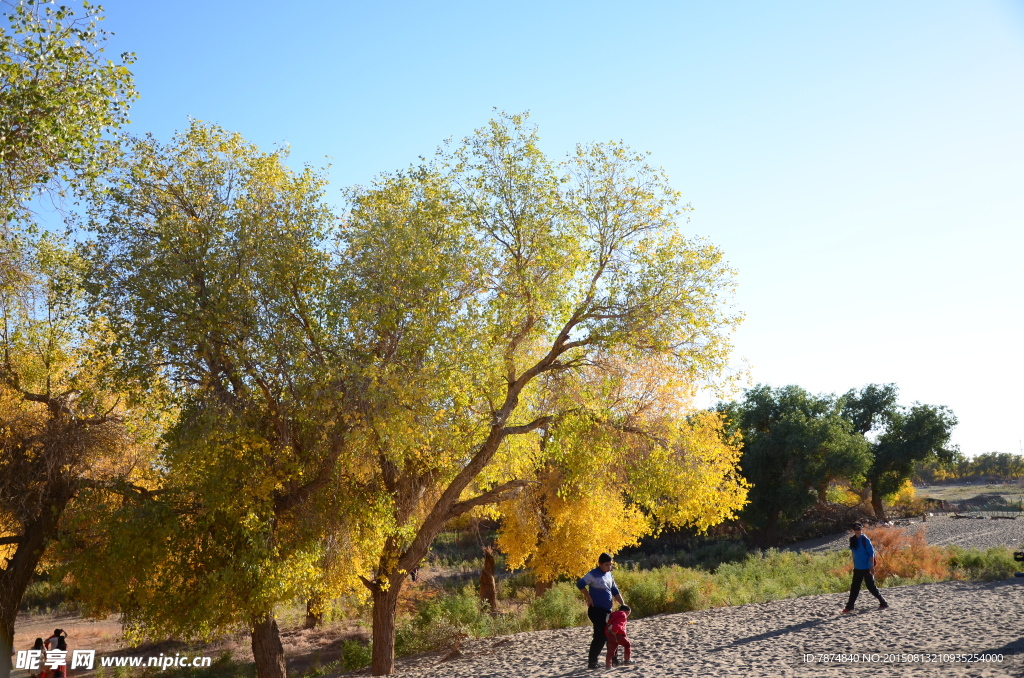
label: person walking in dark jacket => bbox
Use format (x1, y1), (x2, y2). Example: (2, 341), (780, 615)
(842, 523), (889, 614)
(577, 553), (626, 669)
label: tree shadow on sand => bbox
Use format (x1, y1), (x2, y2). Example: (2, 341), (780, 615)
(704, 618), (833, 653)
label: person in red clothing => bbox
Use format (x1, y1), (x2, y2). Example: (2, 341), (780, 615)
(604, 604), (635, 668)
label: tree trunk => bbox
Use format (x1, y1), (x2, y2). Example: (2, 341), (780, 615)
(1, 541), (47, 678)
(533, 579), (554, 597)
(0, 614), (13, 678)
(370, 584), (402, 675)
(817, 484), (828, 503)
(760, 508), (780, 548)
(479, 549), (497, 614)
(0, 479), (74, 678)
(870, 480), (886, 521)
(251, 613), (288, 678)
(304, 597), (323, 629)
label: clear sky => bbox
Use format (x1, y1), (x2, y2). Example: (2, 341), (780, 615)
(87, 0), (1023, 455)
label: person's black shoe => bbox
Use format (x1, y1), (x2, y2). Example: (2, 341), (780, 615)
(612, 657), (620, 666)
(588, 662), (599, 670)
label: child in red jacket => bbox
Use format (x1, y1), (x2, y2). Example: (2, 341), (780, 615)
(605, 604), (634, 667)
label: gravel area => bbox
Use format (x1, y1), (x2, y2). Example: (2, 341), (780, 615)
(787, 514), (1024, 554)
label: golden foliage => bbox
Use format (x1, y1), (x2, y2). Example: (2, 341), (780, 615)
(496, 472), (650, 582)
(495, 378), (749, 582)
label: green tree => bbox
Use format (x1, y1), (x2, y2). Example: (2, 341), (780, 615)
(842, 384), (958, 520)
(338, 113), (745, 674)
(77, 122), (373, 678)
(0, 234), (155, 678)
(722, 385), (871, 546)
(0, 0), (136, 226)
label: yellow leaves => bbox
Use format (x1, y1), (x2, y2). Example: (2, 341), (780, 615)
(497, 479), (649, 582)
(491, 377), (747, 583)
(633, 410), (749, 532)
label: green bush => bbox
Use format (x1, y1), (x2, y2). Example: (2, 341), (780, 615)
(525, 582), (587, 630)
(340, 639), (372, 671)
(946, 546), (1016, 580)
(498, 570), (536, 599)
(394, 585), (527, 655)
(713, 549), (849, 605)
(20, 578), (77, 613)
(615, 566), (712, 617)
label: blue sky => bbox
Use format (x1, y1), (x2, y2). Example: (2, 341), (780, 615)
(90, 0), (1023, 455)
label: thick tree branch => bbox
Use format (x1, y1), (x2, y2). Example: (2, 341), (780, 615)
(600, 420), (670, 448)
(78, 478), (164, 501)
(0, 535), (24, 546)
(447, 479), (533, 520)
(502, 415), (553, 437)
(274, 435), (347, 515)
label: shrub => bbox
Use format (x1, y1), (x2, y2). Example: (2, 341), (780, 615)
(394, 584), (529, 655)
(859, 526), (948, 581)
(716, 549), (849, 605)
(340, 639), (372, 671)
(615, 566), (715, 616)
(498, 569), (536, 600)
(525, 582), (587, 630)
(946, 546), (1016, 581)
(395, 585), (486, 654)
(20, 578), (77, 613)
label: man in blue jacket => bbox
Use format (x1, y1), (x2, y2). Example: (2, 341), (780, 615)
(842, 523), (889, 613)
(578, 552), (628, 669)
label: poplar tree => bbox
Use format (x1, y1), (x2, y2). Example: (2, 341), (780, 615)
(78, 123), (370, 678)
(339, 114), (745, 674)
(0, 235), (155, 678)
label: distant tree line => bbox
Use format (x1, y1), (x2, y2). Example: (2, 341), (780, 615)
(718, 383), (957, 546)
(914, 451), (1024, 484)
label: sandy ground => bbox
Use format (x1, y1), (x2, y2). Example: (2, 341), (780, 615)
(382, 580), (1024, 677)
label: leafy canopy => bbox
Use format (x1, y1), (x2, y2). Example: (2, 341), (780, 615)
(338, 112), (747, 586)
(0, 0), (136, 224)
